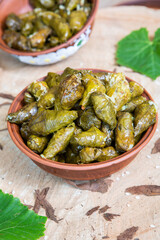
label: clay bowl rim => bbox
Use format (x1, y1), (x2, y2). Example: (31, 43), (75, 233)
(0, 0), (99, 57)
(7, 69), (158, 172)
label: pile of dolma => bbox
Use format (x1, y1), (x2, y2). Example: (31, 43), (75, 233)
(3, 0), (92, 52)
(7, 68), (157, 164)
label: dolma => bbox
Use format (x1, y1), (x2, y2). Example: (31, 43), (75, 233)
(37, 87), (56, 109)
(58, 9), (68, 20)
(45, 72), (60, 88)
(54, 96), (63, 111)
(129, 81), (144, 98)
(3, 30), (20, 48)
(97, 147), (118, 162)
(78, 107), (101, 130)
(71, 126), (107, 148)
(81, 72), (94, 84)
(29, 109), (78, 136)
(5, 13), (22, 31)
(3, 1), (92, 52)
(50, 16), (71, 42)
(80, 75), (106, 109)
(19, 11), (36, 22)
(79, 147), (102, 163)
(7, 102), (37, 124)
(65, 0), (80, 11)
(21, 21), (33, 36)
(101, 123), (114, 146)
(93, 72), (109, 89)
(120, 96), (147, 112)
(134, 134), (142, 145)
(41, 123), (75, 159)
(105, 72), (126, 86)
(39, 0), (55, 9)
(59, 74), (84, 110)
(14, 35), (29, 51)
(91, 92), (117, 129)
(33, 18), (46, 32)
(65, 147), (81, 164)
(107, 73), (131, 111)
(29, 27), (52, 48)
(115, 112), (134, 152)
(51, 154), (65, 162)
(69, 11), (87, 33)
(134, 101), (157, 137)
(69, 125), (83, 153)
(20, 122), (31, 140)
(24, 92), (35, 105)
(73, 125), (83, 135)
(27, 134), (49, 153)
(48, 36), (59, 47)
(27, 81), (49, 101)
(60, 67), (81, 80)
(70, 144), (84, 154)
(40, 11), (60, 26)
(82, 3), (92, 17)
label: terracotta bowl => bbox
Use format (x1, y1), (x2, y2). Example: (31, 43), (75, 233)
(0, 0), (98, 65)
(7, 69), (158, 180)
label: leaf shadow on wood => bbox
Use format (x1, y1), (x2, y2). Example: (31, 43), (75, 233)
(33, 187), (59, 223)
(151, 138), (160, 154)
(117, 226), (139, 240)
(0, 93), (15, 100)
(125, 185), (160, 196)
(64, 178), (113, 193)
(103, 213), (120, 222)
(86, 206), (100, 216)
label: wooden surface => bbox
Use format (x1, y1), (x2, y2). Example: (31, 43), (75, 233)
(100, 0), (124, 8)
(0, 6), (160, 240)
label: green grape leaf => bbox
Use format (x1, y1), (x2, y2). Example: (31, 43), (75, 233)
(116, 28), (160, 80)
(0, 190), (47, 240)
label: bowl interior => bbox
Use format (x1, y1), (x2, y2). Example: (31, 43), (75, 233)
(7, 69), (158, 172)
(0, 0), (98, 56)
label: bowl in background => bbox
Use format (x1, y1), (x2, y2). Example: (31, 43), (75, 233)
(7, 69), (158, 180)
(0, 0), (99, 65)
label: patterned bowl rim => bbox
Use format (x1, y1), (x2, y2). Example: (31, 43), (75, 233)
(0, 0), (99, 56)
(7, 69), (158, 171)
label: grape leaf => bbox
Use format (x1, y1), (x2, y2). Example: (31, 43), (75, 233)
(116, 28), (160, 80)
(0, 190), (47, 240)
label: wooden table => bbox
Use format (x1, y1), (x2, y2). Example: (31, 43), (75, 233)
(0, 6), (160, 240)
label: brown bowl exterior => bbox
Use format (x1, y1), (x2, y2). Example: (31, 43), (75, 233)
(0, 0), (99, 65)
(7, 69), (158, 180)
